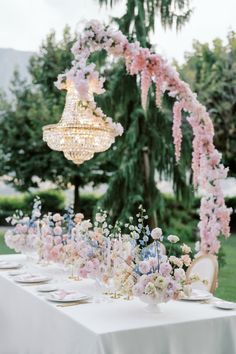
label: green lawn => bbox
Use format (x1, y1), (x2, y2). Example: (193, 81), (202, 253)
(0, 232), (16, 255)
(214, 236), (236, 302)
(0, 232), (235, 301)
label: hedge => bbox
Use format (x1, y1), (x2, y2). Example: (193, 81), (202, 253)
(0, 189), (65, 225)
(1, 191), (235, 242)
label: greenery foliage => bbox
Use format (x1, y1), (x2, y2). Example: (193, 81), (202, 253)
(99, 0), (192, 33)
(0, 191), (102, 225)
(177, 31), (236, 175)
(0, 189), (65, 224)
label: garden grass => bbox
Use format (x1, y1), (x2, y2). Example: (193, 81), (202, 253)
(214, 236), (236, 302)
(0, 232), (16, 255)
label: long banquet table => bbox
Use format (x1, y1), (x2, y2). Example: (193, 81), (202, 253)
(0, 254), (236, 354)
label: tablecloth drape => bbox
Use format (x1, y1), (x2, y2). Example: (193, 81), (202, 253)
(0, 255), (236, 354)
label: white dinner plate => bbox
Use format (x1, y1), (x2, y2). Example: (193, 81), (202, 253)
(14, 274), (51, 284)
(46, 290), (89, 303)
(8, 270), (26, 276)
(0, 261), (22, 270)
(213, 301), (236, 310)
(181, 290), (213, 301)
(36, 284), (58, 293)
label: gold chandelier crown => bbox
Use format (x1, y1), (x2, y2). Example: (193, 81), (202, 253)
(43, 83), (121, 165)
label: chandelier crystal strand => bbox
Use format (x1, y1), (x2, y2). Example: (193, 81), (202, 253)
(43, 83), (121, 165)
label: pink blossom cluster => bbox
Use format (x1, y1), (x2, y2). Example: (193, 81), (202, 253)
(5, 222), (38, 254)
(40, 213), (73, 263)
(55, 20), (231, 254)
(39, 213), (94, 265)
(75, 231), (106, 279)
(5, 198), (42, 254)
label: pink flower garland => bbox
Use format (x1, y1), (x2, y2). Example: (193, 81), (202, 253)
(172, 101), (184, 161)
(140, 68), (152, 109)
(55, 20), (232, 255)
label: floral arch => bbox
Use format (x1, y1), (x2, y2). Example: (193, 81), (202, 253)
(53, 20), (231, 255)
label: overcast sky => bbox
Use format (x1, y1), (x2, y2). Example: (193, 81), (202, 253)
(0, 0), (235, 62)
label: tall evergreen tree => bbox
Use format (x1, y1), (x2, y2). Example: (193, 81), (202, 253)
(96, 0), (193, 227)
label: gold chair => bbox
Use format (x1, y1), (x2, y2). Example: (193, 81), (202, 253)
(186, 255), (218, 294)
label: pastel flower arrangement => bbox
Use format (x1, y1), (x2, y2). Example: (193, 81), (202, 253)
(5, 201), (204, 306)
(75, 210), (125, 284)
(54, 19), (231, 255)
(110, 207), (198, 304)
(5, 197), (42, 254)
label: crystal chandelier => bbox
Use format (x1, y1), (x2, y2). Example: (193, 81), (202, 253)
(43, 83), (118, 165)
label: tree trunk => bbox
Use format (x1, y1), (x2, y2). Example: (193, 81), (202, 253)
(142, 146), (157, 229)
(73, 178), (80, 213)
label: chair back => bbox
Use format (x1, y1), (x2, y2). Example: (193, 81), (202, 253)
(186, 255), (218, 293)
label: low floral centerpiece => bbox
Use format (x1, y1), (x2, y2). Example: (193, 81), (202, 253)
(108, 207), (199, 311)
(5, 201), (202, 311)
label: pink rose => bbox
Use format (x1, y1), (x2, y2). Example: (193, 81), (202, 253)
(54, 236), (62, 245)
(85, 260), (94, 273)
(79, 267), (88, 278)
(181, 243), (191, 254)
(174, 268), (186, 281)
(92, 258), (100, 269)
(54, 226), (62, 236)
(149, 258), (158, 269)
(139, 261), (150, 274)
(160, 262), (172, 277)
(181, 255), (191, 267)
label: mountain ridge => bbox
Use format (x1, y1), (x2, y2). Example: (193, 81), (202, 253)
(0, 48), (34, 92)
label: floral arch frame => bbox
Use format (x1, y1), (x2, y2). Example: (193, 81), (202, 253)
(53, 20), (231, 255)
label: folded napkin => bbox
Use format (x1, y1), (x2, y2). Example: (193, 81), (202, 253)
(51, 290), (86, 301)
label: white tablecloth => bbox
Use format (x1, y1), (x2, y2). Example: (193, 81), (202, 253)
(0, 254), (236, 354)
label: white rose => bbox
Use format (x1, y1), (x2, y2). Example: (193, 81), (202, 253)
(151, 227), (163, 240)
(95, 213), (106, 223)
(52, 213), (62, 222)
(145, 282), (157, 296)
(154, 276), (166, 290)
(167, 235), (180, 243)
(33, 210), (41, 218)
